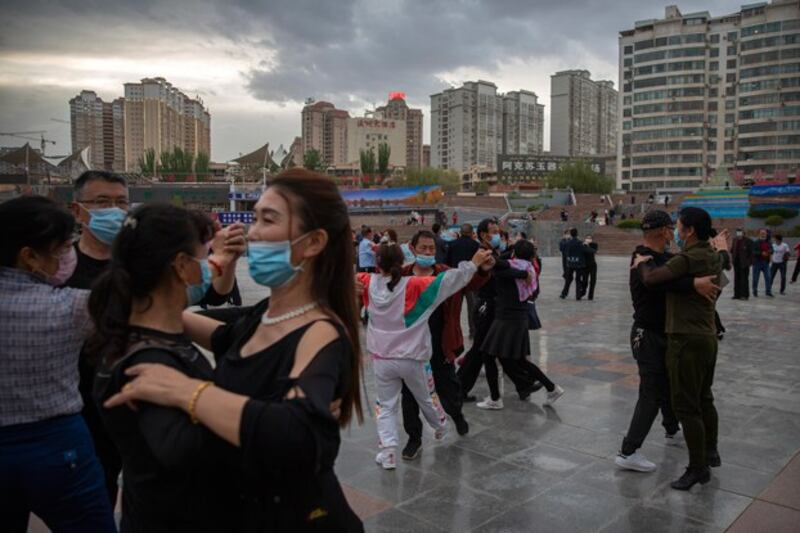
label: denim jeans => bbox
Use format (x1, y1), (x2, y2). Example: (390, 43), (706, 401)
(752, 261), (772, 295)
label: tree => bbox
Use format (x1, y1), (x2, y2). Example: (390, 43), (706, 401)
(303, 149), (322, 171)
(378, 143), (391, 183)
(544, 161), (614, 193)
(474, 181), (489, 194)
(195, 151), (210, 182)
(138, 148), (157, 176)
(359, 147), (376, 178)
(400, 167), (461, 193)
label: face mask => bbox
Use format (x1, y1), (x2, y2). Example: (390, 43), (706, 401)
(44, 246), (78, 286)
(82, 206), (126, 245)
(674, 227), (686, 251)
(499, 241), (508, 252)
(247, 235), (306, 289)
(186, 258), (212, 306)
(401, 244), (416, 264)
(735, 231), (743, 238)
(416, 254), (436, 268)
(490, 234), (502, 249)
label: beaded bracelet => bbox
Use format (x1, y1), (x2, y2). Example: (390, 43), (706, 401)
(188, 381), (213, 424)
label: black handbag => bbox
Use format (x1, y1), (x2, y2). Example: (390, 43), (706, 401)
(527, 302), (542, 330)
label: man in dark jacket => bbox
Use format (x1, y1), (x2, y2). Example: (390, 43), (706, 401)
(751, 228), (773, 297)
(616, 210), (719, 474)
(584, 235), (599, 300)
(400, 230), (489, 459)
(731, 228), (753, 299)
(560, 228), (595, 300)
(447, 224), (481, 338)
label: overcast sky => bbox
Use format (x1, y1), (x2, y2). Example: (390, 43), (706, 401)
(1, 0), (736, 162)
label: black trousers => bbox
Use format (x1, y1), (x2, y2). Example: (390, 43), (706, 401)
(621, 326), (679, 456)
(457, 300), (494, 396)
(561, 268), (587, 299)
(793, 259), (800, 282)
(733, 264), (750, 299)
(402, 348), (464, 442)
(485, 355), (555, 400)
(586, 263), (597, 300)
(770, 262), (787, 294)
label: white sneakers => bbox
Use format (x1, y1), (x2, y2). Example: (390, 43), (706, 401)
(615, 452), (657, 473)
(543, 385), (565, 406)
(476, 397), (504, 410)
(375, 448), (396, 470)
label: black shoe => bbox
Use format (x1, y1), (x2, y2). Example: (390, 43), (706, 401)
(671, 466), (711, 490)
(707, 449), (721, 468)
(401, 439), (422, 460)
(518, 381), (544, 401)
(454, 415), (469, 436)
(766, 293), (774, 297)
(559, 294), (566, 300)
(463, 394), (477, 403)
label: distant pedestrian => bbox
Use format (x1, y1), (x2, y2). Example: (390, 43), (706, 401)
(792, 242), (800, 284)
(584, 235), (599, 300)
(751, 229), (773, 297)
(731, 228), (753, 299)
(769, 234), (790, 295)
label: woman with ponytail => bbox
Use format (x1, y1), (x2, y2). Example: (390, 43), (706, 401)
(356, 242), (492, 470)
(89, 203), (235, 533)
(104, 169), (367, 532)
(0, 196), (116, 532)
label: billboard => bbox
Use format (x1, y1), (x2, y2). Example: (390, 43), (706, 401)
(497, 154), (608, 180)
(341, 186), (443, 209)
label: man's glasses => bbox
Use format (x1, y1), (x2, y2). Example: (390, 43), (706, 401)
(80, 198), (130, 209)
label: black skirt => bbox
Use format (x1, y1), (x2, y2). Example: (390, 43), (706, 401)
(481, 318), (530, 360)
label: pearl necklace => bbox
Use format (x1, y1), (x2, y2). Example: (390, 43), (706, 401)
(261, 301), (319, 326)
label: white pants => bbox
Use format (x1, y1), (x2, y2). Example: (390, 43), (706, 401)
(373, 358), (446, 449)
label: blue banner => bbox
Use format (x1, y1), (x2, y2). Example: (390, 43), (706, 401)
(748, 184), (800, 197)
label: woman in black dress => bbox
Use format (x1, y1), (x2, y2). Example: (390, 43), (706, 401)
(105, 169), (365, 532)
(479, 240), (564, 408)
(89, 204), (241, 532)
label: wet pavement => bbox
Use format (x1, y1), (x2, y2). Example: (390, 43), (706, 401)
(325, 256), (800, 532)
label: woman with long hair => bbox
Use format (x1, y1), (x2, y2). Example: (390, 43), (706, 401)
(0, 196), (116, 532)
(89, 204), (236, 532)
(105, 169), (365, 532)
(358, 242), (491, 469)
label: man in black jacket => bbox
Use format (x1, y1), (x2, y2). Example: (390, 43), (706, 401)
(448, 223), (480, 338)
(615, 210), (718, 473)
(731, 228), (753, 299)
(584, 235), (599, 300)
(560, 228), (595, 300)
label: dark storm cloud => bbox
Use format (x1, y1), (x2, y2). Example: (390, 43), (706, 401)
(2, 0), (735, 105)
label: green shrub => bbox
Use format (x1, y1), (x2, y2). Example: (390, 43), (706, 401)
(789, 225), (800, 237)
(764, 214), (784, 227)
(749, 207), (798, 219)
(616, 219), (642, 229)
(526, 204), (542, 212)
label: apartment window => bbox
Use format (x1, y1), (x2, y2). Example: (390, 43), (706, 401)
(710, 34), (720, 44)
(727, 32), (738, 41)
(624, 45), (633, 55)
(710, 88), (719, 97)
(710, 74), (721, 84)
(655, 37), (668, 47)
(726, 59), (737, 69)
(624, 58), (633, 67)
(725, 100), (736, 110)
(727, 46), (737, 55)
(726, 113), (736, 123)
(710, 61), (719, 71)
(708, 114), (718, 124)
(708, 155), (717, 165)
(726, 73), (737, 83)
(623, 96), (632, 105)
(710, 48), (720, 57)
(726, 87), (736, 97)
(708, 101), (718, 111)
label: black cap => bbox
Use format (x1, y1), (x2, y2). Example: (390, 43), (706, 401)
(641, 210), (673, 231)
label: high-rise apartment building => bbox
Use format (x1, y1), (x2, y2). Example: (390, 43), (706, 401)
(619, 1), (800, 191)
(69, 90), (125, 171)
(375, 94), (424, 169)
(422, 144), (431, 168)
(550, 70), (618, 157)
(301, 101), (350, 166)
(346, 116), (407, 168)
(122, 77), (210, 172)
(431, 81), (505, 172)
(502, 90), (545, 155)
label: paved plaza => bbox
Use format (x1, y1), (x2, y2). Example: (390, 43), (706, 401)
(324, 255), (800, 533)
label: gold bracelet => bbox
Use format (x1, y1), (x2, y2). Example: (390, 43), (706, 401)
(188, 381), (213, 424)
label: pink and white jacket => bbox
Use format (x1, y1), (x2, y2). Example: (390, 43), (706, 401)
(357, 261), (478, 361)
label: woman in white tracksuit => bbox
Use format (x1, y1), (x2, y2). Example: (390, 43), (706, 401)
(357, 243), (491, 469)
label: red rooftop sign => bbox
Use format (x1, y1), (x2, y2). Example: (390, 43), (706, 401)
(389, 92), (406, 101)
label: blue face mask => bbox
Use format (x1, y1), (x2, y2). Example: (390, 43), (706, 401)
(82, 206), (126, 245)
(401, 243), (416, 264)
(186, 258), (212, 305)
(674, 227), (686, 251)
(499, 241), (508, 252)
(490, 234), (502, 249)
(415, 254), (436, 268)
(247, 238), (304, 289)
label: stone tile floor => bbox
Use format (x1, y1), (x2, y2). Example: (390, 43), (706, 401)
(26, 256), (800, 532)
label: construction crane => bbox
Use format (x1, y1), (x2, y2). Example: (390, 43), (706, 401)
(0, 130), (57, 156)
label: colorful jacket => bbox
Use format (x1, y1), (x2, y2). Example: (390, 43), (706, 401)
(401, 262), (489, 363)
(357, 261), (478, 361)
